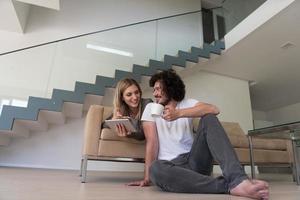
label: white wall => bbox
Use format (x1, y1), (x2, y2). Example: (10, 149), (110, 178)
(253, 102), (300, 127)
(253, 110), (268, 121)
(144, 71), (253, 133)
(266, 102), (300, 125)
(184, 71), (253, 132)
(0, 43), (57, 99)
(252, 110), (274, 129)
(253, 120), (274, 129)
(0, 71), (253, 171)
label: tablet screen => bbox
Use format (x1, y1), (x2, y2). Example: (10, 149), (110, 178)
(104, 118), (137, 132)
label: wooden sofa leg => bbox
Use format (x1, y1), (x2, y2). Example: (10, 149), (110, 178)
(81, 155), (88, 183)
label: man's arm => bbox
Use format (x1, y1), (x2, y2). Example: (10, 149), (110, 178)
(126, 121), (158, 186)
(163, 102), (219, 121)
(143, 121), (159, 184)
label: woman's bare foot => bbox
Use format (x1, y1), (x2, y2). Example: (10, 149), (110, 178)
(230, 179), (269, 200)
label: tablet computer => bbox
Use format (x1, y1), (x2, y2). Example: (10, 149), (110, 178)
(104, 118), (137, 132)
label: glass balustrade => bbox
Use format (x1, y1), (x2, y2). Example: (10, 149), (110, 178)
(0, 12), (203, 109)
(0, 0), (268, 116)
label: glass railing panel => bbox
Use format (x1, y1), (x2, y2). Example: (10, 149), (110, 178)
(0, 11), (204, 102)
(46, 22), (157, 97)
(0, 0), (270, 107)
(157, 12), (203, 58)
(0, 43), (57, 100)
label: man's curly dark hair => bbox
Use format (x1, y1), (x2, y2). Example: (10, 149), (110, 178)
(149, 69), (185, 102)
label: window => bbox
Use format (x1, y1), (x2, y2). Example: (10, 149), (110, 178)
(0, 98), (28, 116)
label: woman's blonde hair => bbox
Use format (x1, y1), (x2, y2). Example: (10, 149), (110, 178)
(113, 78), (142, 119)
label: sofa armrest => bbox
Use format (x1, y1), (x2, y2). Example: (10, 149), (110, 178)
(82, 105), (104, 156)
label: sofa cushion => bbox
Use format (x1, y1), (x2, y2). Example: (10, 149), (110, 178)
(228, 135), (287, 150)
(252, 138), (287, 150)
(98, 140), (145, 159)
(222, 122), (288, 150)
(102, 106), (114, 122)
(100, 128), (145, 144)
(227, 135), (249, 148)
(222, 122), (246, 137)
(235, 148), (292, 164)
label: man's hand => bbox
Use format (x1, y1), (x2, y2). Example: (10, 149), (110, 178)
(162, 105), (180, 121)
(126, 179), (151, 187)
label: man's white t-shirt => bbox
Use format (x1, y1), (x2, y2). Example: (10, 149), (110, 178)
(141, 98), (198, 161)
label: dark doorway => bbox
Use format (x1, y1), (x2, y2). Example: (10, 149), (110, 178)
(217, 15), (226, 40)
(202, 8), (214, 44)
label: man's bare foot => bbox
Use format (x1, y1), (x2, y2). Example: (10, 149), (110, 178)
(230, 179), (269, 200)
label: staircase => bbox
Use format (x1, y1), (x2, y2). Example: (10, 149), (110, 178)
(0, 40), (225, 146)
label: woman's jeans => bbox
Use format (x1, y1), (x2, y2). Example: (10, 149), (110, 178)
(149, 114), (248, 193)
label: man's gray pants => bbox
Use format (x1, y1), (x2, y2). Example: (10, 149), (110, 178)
(149, 114), (248, 193)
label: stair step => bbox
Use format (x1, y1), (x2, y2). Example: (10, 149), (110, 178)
(75, 81), (104, 96)
(140, 76), (151, 91)
(0, 106), (33, 131)
(15, 113), (48, 132)
(132, 64), (156, 77)
(178, 50), (199, 63)
(213, 40), (226, 50)
(203, 43), (222, 55)
(83, 94), (103, 112)
(101, 88), (115, 106)
(27, 96), (57, 111)
(39, 110), (66, 125)
(95, 76), (115, 88)
(52, 89), (84, 105)
(164, 55), (186, 68)
(11, 122), (30, 138)
(62, 102), (83, 118)
(149, 59), (172, 71)
(115, 70), (141, 83)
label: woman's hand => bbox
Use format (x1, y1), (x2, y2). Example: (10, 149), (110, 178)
(112, 109), (123, 119)
(115, 124), (132, 137)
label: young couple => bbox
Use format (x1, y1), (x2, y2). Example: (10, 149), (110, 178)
(102, 70), (269, 200)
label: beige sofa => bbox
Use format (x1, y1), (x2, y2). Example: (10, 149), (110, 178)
(80, 105), (294, 182)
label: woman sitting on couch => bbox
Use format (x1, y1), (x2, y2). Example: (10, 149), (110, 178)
(102, 78), (152, 140)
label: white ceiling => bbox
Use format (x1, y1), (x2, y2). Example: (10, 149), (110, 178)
(198, 1), (300, 111)
(15, 0), (60, 10)
(0, 0), (59, 33)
